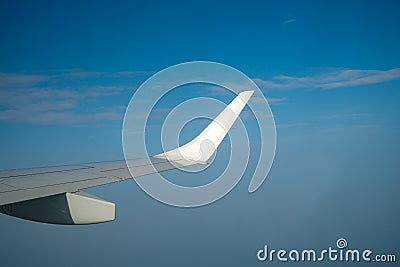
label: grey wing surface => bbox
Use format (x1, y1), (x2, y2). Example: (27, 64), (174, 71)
(0, 158), (192, 206)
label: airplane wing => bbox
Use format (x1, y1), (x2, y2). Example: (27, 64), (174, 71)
(0, 91), (254, 225)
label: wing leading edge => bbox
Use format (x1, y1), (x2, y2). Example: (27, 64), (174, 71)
(0, 91), (254, 224)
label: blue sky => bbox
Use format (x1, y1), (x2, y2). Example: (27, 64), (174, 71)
(0, 1), (399, 266)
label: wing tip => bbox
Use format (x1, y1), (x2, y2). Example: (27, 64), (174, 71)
(238, 90), (254, 102)
(153, 90), (255, 163)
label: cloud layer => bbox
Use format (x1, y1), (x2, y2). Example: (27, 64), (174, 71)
(1, 67), (399, 125)
(0, 70), (144, 125)
(254, 68), (400, 90)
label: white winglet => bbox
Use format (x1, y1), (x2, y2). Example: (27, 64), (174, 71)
(154, 90), (254, 163)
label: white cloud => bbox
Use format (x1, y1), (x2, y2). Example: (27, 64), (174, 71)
(0, 73), (49, 89)
(0, 108), (123, 125)
(0, 70), (139, 125)
(254, 68), (400, 90)
(54, 70), (151, 79)
(0, 87), (126, 125)
(249, 96), (288, 105)
(268, 97), (288, 104)
(283, 18), (296, 25)
(276, 122), (305, 128)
